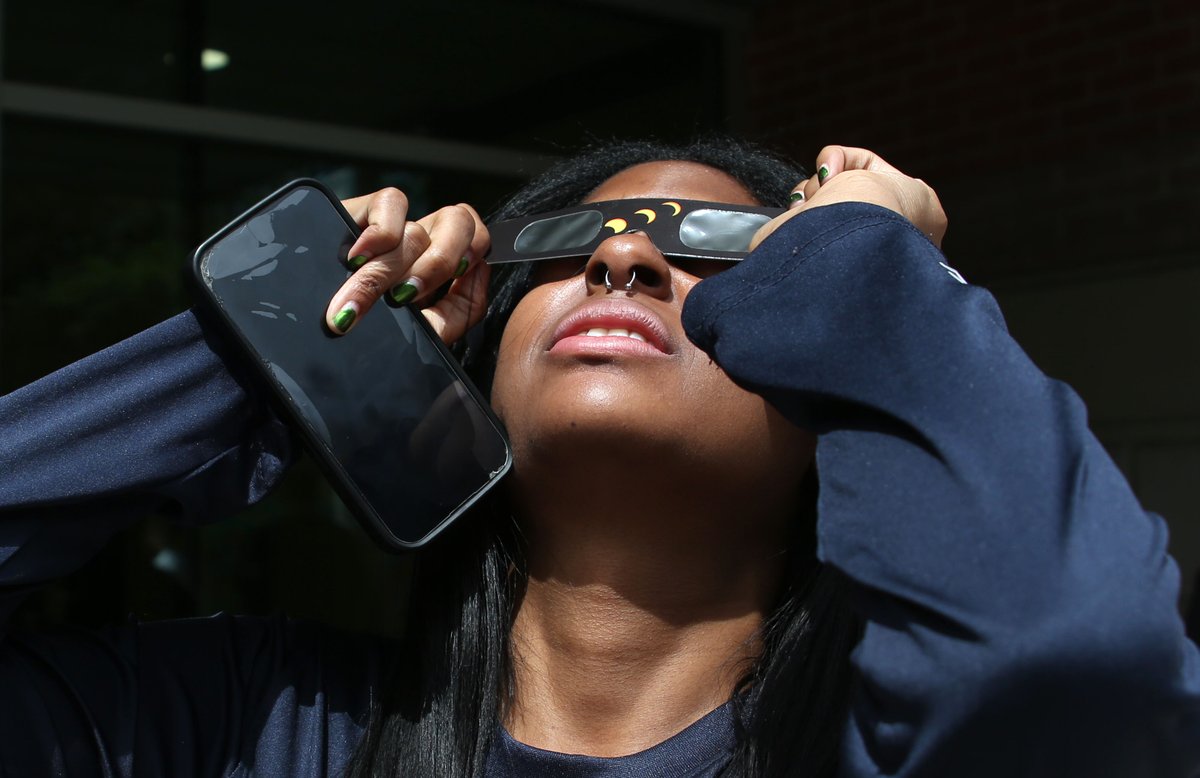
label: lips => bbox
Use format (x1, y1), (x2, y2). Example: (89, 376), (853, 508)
(549, 299), (674, 356)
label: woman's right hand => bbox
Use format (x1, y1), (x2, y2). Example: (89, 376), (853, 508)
(323, 188), (492, 344)
(751, 145), (948, 251)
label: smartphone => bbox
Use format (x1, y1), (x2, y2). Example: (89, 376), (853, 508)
(188, 179), (511, 550)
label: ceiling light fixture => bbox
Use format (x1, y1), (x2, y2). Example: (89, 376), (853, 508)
(201, 49), (230, 72)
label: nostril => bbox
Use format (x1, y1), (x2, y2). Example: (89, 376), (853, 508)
(586, 264), (608, 287)
(633, 265), (662, 287)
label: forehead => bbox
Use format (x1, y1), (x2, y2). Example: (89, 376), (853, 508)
(585, 160), (758, 206)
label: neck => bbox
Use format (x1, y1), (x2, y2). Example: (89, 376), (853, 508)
(503, 453), (797, 757)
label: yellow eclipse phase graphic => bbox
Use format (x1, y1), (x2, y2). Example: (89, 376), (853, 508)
(635, 208), (657, 223)
(662, 201), (682, 216)
(604, 217), (628, 233)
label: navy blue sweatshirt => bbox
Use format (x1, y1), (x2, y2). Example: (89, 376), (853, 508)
(2, 203), (1197, 776)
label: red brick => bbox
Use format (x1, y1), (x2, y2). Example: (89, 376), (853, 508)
(1094, 59), (1162, 91)
(1013, 6), (1057, 34)
(1157, 0), (1200, 22)
(1127, 25), (1196, 58)
(1053, 45), (1119, 78)
(1080, 6), (1157, 39)
(1062, 97), (1127, 126)
(1025, 76), (1084, 106)
(1128, 81), (1199, 111)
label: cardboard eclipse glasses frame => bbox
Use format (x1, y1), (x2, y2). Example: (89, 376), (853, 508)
(485, 199), (785, 265)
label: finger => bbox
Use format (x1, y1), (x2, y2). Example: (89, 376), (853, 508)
(420, 260), (492, 344)
(812, 154), (949, 248)
(830, 150), (948, 245)
(814, 145), (848, 186)
(787, 175), (821, 211)
(787, 181), (806, 210)
(415, 203), (490, 289)
(813, 144), (906, 185)
(326, 220), (431, 334)
(389, 205), (479, 306)
(922, 184), (949, 248)
(835, 145), (904, 175)
(459, 203), (491, 277)
(341, 188), (411, 266)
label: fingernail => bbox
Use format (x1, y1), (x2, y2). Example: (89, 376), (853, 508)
(817, 164), (830, 184)
(788, 190), (805, 203)
(454, 255), (470, 277)
(348, 254), (370, 269)
(389, 277), (423, 305)
(332, 301), (359, 333)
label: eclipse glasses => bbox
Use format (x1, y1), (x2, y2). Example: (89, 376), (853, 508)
(486, 199), (784, 265)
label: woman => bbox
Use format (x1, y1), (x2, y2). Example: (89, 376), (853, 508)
(0, 139), (1196, 777)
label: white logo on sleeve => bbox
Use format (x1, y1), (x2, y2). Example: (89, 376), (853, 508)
(939, 262), (967, 284)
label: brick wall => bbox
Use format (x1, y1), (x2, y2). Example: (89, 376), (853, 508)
(742, 0), (1200, 614)
(742, 0), (1199, 280)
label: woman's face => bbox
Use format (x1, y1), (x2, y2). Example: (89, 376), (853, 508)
(491, 161), (814, 496)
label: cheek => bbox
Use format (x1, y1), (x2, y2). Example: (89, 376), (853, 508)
(681, 353), (815, 467)
(490, 323), (527, 425)
(489, 285), (560, 423)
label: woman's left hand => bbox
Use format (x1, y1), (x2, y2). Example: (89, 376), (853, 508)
(327, 190), (492, 345)
(750, 145), (948, 250)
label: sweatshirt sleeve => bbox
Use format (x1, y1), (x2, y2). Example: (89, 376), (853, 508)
(0, 311), (333, 775)
(0, 309), (294, 624)
(682, 202), (1200, 777)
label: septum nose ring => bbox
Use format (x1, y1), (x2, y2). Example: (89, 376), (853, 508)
(604, 267), (637, 293)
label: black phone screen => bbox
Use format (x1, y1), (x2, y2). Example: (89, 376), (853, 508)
(193, 181), (510, 549)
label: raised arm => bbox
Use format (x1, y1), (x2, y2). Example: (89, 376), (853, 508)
(0, 184), (493, 622)
(0, 310), (295, 624)
(682, 149), (1200, 777)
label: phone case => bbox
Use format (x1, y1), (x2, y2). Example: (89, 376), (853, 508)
(187, 179), (511, 550)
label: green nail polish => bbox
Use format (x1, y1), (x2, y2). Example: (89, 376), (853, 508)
(455, 256), (470, 277)
(818, 164), (830, 183)
(348, 254), (369, 269)
(332, 305), (357, 333)
(789, 191), (805, 203)
(390, 282), (418, 305)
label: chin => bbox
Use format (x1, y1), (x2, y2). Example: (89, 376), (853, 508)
(505, 396), (692, 480)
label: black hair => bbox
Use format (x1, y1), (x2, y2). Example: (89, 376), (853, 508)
(346, 137), (862, 778)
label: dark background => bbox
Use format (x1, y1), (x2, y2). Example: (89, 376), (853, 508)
(2, 0), (1197, 637)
